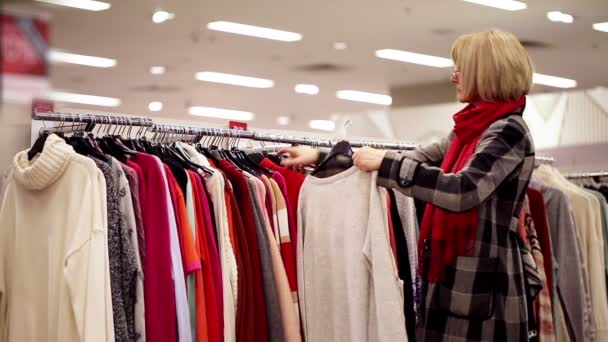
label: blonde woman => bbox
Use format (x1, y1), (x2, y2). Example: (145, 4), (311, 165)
(281, 30), (540, 341)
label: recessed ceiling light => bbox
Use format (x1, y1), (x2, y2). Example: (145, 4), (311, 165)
(533, 73), (577, 88)
(547, 11), (574, 23)
(276, 116), (290, 126)
(49, 91), (121, 107)
(149, 66), (166, 75)
(336, 90), (393, 106)
(593, 22), (608, 32)
(294, 84), (320, 95)
(461, 0), (527, 11)
(189, 106), (255, 121)
(309, 120), (335, 131)
(375, 49), (453, 68)
(34, 0), (110, 11)
(195, 71), (274, 88)
(148, 101), (163, 112)
(333, 42), (348, 50)
(152, 10), (175, 24)
(207, 21), (302, 42)
(48, 50), (116, 68)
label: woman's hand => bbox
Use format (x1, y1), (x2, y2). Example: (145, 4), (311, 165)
(277, 146), (321, 168)
(353, 146), (387, 172)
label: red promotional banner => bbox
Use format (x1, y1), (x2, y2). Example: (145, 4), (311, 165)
(1, 13), (50, 77)
(229, 121), (248, 131)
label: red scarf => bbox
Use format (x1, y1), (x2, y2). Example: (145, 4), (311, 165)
(419, 96), (526, 283)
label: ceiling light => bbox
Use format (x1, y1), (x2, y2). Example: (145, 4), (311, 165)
(149, 66), (166, 75)
(309, 120), (335, 132)
(593, 22), (608, 32)
(533, 73), (577, 89)
(48, 50), (116, 68)
(207, 21), (302, 42)
(461, 0), (527, 11)
(276, 116), (290, 126)
(148, 101), (163, 112)
(336, 90), (392, 106)
(294, 84), (319, 95)
(34, 0), (110, 11)
(49, 91), (121, 107)
(189, 106), (255, 121)
(333, 42), (348, 50)
(195, 71), (274, 88)
(375, 49), (453, 68)
(152, 10), (175, 24)
(547, 11), (574, 23)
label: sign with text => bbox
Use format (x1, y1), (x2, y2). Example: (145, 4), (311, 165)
(229, 121), (248, 131)
(1, 13), (49, 77)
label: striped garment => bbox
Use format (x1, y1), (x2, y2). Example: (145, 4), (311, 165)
(520, 197), (556, 342)
(377, 110), (541, 341)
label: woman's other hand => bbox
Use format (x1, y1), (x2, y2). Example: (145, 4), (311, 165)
(353, 146), (387, 172)
(277, 146), (321, 168)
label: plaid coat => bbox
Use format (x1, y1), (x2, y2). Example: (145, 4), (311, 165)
(378, 110), (541, 342)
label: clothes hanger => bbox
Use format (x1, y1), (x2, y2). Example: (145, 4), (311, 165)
(311, 120), (354, 177)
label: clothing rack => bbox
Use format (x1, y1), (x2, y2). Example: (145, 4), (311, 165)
(564, 171), (608, 179)
(32, 111), (417, 150)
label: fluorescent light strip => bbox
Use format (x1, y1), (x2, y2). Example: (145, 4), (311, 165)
(533, 73), (577, 89)
(148, 101), (163, 112)
(375, 49), (453, 68)
(35, 0), (110, 11)
(336, 90), (392, 106)
(593, 22), (608, 32)
(461, 0), (527, 11)
(48, 50), (116, 68)
(276, 116), (290, 126)
(547, 11), (573, 23)
(49, 91), (121, 107)
(309, 120), (335, 131)
(195, 71), (274, 88)
(189, 106), (255, 121)
(150, 66), (166, 75)
(207, 21), (302, 42)
(294, 84), (319, 95)
(152, 10), (175, 24)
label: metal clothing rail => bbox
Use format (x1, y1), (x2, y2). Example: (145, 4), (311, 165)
(535, 156), (555, 165)
(32, 111), (154, 128)
(565, 171), (608, 179)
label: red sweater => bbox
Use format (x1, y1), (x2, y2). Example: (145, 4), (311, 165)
(131, 153), (176, 342)
(217, 161), (270, 342)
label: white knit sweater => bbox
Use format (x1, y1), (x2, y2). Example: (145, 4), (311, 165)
(297, 168), (407, 342)
(0, 135), (114, 342)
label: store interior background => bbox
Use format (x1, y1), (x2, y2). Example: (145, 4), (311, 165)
(2, 0), (608, 175)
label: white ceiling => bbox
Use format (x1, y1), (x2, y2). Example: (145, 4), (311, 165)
(11, 0), (608, 130)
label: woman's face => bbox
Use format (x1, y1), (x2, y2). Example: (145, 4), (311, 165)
(451, 67), (466, 102)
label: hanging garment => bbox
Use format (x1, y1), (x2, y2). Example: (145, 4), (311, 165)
(130, 153), (177, 342)
(165, 166), (202, 342)
(519, 197), (556, 342)
(125, 160), (146, 266)
(0, 134), (114, 342)
(585, 190), (608, 281)
(529, 179), (588, 342)
(158, 161), (193, 342)
(260, 158), (306, 258)
(269, 172), (298, 261)
(189, 171), (222, 342)
(297, 168), (407, 342)
(388, 190), (417, 342)
(535, 165), (608, 341)
(378, 113), (539, 341)
(247, 175), (285, 342)
(218, 161), (269, 342)
(112, 158), (146, 342)
(92, 157), (139, 342)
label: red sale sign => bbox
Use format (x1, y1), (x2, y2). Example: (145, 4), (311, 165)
(1, 13), (50, 77)
(229, 121), (248, 131)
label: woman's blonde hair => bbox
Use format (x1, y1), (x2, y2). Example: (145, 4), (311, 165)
(451, 30), (533, 102)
